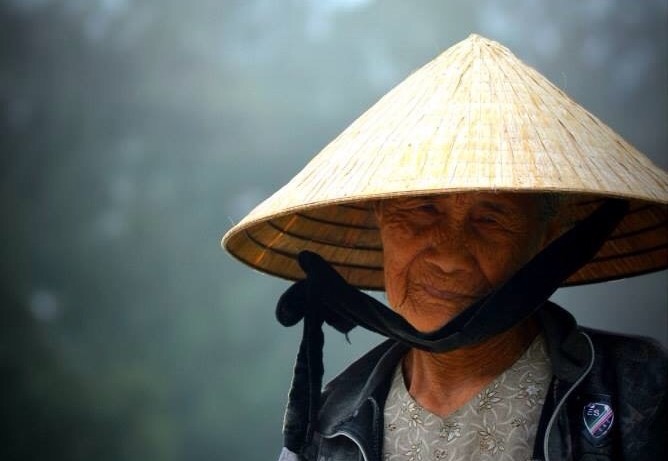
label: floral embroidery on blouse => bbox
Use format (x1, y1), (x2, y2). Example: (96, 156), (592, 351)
(404, 441), (424, 461)
(516, 372), (546, 408)
(478, 424), (505, 455)
(439, 422), (461, 442)
(477, 382), (502, 412)
(382, 334), (551, 460)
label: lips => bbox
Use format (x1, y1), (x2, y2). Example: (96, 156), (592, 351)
(421, 285), (479, 303)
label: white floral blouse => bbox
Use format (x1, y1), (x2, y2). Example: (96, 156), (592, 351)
(383, 335), (551, 461)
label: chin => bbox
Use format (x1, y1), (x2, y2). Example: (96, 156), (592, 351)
(408, 316), (455, 334)
(399, 298), (464, 333)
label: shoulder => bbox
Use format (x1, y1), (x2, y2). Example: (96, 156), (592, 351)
(584, 327), (667, 379)
(540, 302), (666, 382)
(322, 339), (396, 398)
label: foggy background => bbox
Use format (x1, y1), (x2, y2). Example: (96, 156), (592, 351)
(1, 0), (666, 460)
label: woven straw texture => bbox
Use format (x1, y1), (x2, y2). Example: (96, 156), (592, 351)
(223, 34), (668, 290)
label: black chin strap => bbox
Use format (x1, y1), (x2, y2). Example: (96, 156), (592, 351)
(276, 199), (629, 457)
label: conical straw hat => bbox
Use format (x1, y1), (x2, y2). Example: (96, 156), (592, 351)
(223, 34), (668, 290)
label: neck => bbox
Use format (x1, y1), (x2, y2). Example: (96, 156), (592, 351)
(402, 317), (539, 417)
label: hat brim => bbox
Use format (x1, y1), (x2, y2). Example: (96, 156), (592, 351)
(223, 191), (667, 290)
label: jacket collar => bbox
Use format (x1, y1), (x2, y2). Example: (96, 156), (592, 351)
(537, 301), (593, 384)
(317, 339), (406, 435)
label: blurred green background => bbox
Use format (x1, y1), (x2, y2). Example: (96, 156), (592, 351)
(1, 0), (666, 460)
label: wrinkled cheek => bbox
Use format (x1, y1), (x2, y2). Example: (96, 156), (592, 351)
(383, 257), (406, 309)
(478, 240), (536, 286)
(380, 225), (427, 309)
(383, 245), (422, 311)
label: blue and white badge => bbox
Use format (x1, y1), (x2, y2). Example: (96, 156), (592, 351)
(583, 402), (614, 440)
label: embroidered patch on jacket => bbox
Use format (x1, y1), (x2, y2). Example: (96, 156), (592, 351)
(582, 401), (614, 442)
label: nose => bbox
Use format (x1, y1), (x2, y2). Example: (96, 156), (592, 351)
(421, 218), (476, 276)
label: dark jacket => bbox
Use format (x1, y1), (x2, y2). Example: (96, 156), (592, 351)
(284, 302), (667, 461)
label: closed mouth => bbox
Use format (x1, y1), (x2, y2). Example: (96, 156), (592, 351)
(422, 285), (478, 302)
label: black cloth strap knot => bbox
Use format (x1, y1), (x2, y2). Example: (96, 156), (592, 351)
(276, 199), (628, 457)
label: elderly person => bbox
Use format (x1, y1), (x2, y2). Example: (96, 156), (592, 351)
(223, 35), (667, 461)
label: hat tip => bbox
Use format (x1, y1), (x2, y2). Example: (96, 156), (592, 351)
(466, 33), (493, 44)
(468, 33), (487, 40)
(461, 33), (510, 55)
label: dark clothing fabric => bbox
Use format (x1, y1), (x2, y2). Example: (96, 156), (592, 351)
(283, 302), (667, 461)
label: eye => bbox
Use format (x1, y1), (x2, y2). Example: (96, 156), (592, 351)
(475, 215), (499, 224)
(415, 203), (438, 214)
(389, 200), (438, 215)
(472, 212), (506, 230)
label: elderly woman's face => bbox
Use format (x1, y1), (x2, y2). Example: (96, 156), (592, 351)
(377, 192), (554, 332)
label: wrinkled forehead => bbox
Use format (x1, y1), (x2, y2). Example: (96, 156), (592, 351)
(378, 191), (547, 214)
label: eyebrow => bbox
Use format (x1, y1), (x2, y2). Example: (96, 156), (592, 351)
(382, 196), (432, 210)
(475, 200), (518, 215)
